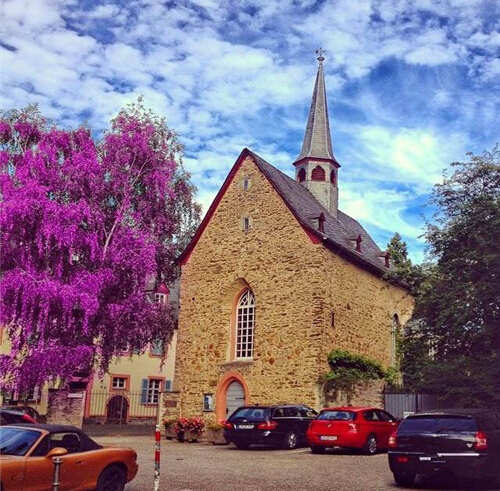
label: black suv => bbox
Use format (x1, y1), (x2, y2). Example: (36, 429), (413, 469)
(224, 404), (318, 450)
(388, 409), (500, 487)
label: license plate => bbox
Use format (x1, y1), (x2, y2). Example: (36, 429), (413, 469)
(236, 424), (254, 429)
(320, 435), (337, 441)
(419, 456), (431, 461)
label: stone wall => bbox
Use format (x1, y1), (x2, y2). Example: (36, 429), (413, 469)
(323, 380), (385, 408)
(174, 155), (414, 420)
(46, 389), (86, 427)
(161, 391), (181, 422)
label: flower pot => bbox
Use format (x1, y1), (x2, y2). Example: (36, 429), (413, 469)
(206, 428), (228, 445)
(164, 426), (176, 440)
(186, 430), (202, 442)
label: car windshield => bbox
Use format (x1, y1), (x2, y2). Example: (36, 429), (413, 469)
(229, 407), (270, 421)
(0, 427), (41, 456)
(399, 415), (476, 434)
(317, 411), (357, 421)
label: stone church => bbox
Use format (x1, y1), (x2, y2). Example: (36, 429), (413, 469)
(171, 54), (414, 422)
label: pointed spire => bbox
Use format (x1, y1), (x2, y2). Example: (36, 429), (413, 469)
(293, 49), (339, 166)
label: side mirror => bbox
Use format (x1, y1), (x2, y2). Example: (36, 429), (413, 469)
(47, 447), (68, 458)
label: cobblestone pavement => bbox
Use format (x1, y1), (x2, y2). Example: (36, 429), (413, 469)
(94, 436), (499, 491)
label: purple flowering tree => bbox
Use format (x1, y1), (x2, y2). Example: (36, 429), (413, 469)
(0, 100), (201, 393)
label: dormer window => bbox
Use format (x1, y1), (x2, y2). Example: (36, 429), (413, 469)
(313, 212), (325, 233)
(378, 252), (391, 268)
(355, 235), (362, 252)
(311, 165), (326, 181)
(154, 283), (169, 303)
(350, 235), (362, 252)
(297, 168), (306, 182)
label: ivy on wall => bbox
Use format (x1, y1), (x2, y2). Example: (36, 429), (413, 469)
(323, 349), (389, 402)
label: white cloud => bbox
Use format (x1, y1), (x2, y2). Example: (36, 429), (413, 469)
(1, 0), (498, 262)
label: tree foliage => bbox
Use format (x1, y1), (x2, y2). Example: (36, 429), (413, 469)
(398, 145), (500, 406)
(386, 232), (430, 296)
(0, 100), (201, 393)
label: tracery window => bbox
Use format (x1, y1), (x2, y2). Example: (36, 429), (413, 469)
(236, 290), (255, 359)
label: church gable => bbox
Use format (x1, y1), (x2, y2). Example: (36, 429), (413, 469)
(179, 149), (319, 267)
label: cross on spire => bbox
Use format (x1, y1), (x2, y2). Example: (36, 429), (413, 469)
(315, 47), (326, 62)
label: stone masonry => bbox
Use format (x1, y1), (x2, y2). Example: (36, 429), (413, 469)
(172, 155), (414, 422)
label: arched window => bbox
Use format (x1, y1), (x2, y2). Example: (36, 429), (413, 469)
(391, 314), (399, 367)
(330, 170), (337, 185)
(236, 290), (255, 359)
(311, 165), (325, 181)
(297, 168), (306, 182)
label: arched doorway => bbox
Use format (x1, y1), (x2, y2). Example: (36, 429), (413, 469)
(215, 372), (250, 422)
(226, 380), (245, 418)
(106, 395), (129, 424)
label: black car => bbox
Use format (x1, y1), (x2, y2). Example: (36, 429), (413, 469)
(1, 405), (43, 422)
(388, 409), (500, 487)
(224, 404), (318, 450)
(0, 408), (38, 425)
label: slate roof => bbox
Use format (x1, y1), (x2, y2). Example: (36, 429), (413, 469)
(247, 149), (394, 277)
(293, 58), (339, 166)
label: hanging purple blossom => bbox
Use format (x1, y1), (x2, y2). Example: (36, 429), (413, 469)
(0, 101), (201, 392)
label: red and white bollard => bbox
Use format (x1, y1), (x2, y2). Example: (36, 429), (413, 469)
(154, 424), (161, 491)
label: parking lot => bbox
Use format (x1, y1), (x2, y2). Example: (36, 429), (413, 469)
(95, 435), (500, 491)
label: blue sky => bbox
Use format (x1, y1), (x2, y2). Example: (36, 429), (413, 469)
(2, 0), (499, 263)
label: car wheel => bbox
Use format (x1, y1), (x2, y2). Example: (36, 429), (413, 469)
(282, 430), (298, 450)
(393, 472), (416, 487)
(96, 465), (126, 491)
(234, 441), (250, 450)
(310, 446), (325, 454)
(363, 434), (378, 455)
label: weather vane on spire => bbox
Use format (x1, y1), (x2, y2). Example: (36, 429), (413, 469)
(316, 47), (326, 62)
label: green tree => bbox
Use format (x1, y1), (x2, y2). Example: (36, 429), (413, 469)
(386, 232), (429, 296)
(406, 145), (500, 405)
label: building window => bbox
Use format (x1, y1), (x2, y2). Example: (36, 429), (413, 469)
(330, 170), (337, 185)
(236, 289), (255, 359)
(203, 393), (214, 411)
(155, 293), (166, 303)
(147, 379), (162, 404)
(243, 216), (250, 232)
(150, 339), (165, 356)
(311, 165), (325, 181)
(112, 377), (127, 390)
(298, 168), (306, 182)
(243, 178), (250, 190)
(391, 314), (399, 367)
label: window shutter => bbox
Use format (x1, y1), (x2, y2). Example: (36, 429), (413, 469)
(140, 379), (149, 404)
(164, 380), (172, 392)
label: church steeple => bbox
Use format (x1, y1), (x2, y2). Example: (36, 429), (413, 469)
(294, 49), (340, 218)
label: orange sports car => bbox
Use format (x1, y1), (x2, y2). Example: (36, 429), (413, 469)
(0, 424), (138, 491)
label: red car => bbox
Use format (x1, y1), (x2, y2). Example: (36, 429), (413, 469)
(307, 406), (399, 455)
